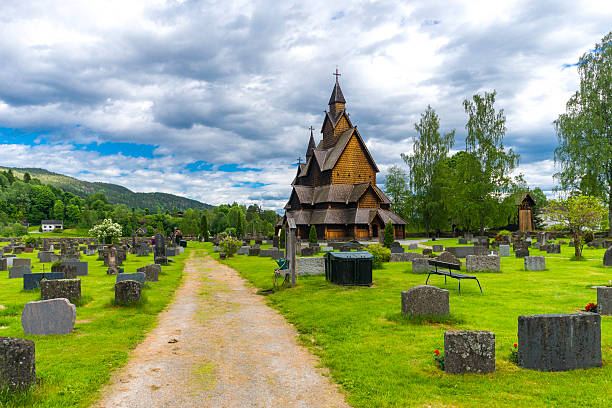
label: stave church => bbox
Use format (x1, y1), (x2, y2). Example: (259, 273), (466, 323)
(278, 72), (407, 240)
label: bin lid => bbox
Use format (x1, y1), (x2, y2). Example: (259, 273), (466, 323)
(326, 251), (373, 259)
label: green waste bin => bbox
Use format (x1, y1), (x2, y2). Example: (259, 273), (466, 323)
(324, 251), (373, 286)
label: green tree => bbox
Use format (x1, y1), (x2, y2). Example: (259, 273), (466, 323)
(23, 172), (31, 183)
(553, 32), (612, 235)
(383, 165), (410, 222)
(309, 225), (317, 244)
(401, 105), (455, 236)
(544, 195), (606, 258)
(383, 221), (394, 248)
(200, 214), (209, 241)
(53, 200), (65, 220)
(463, 91), (519, 233)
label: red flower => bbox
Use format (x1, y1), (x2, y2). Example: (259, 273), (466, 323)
(514, 343), (517, 348)
(434, 349), (440, 355)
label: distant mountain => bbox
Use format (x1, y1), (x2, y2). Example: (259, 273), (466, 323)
(1, 167), (212, 211)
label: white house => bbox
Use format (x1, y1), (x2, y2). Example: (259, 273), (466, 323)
(41, 220), (63, 232)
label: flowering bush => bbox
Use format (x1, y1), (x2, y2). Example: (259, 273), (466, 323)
(219, 235), (242, 257)
(89, 219), (123, 244)
(509, 343), (518, 364)
(585, 302), (598, 313)
(433, 349), (444, 370)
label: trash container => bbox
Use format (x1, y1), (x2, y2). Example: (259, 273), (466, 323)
(324, 251), (373, 286)
(179, 240), (187, 248)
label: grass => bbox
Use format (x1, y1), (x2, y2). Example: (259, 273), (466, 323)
(24, 227), (91, 238)
(218, 244), (612, 408)
(0, 241), (212, 407)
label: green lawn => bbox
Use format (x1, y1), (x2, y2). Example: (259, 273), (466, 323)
(25, 227), (91, 238)
(0, 242), (212, 407)
(219, 246), (612, 407)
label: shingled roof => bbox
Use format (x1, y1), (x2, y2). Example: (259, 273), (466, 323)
(285, 207), (406, 226)
(328, 81), (346, 105)
(287, 183), (392, 206)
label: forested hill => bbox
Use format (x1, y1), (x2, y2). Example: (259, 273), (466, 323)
(1, 167), (212, 211)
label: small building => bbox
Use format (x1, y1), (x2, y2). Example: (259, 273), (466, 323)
(41, 220), (63, 232)
(517, 193), (536, 232)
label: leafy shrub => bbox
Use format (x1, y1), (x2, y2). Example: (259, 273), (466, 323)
(584, 230), (594, 243)
(383, 221), (394, 248)
(89, 219), (122, 244)
(498, 230), (512, 236)
(309, 225), (317, 244)
(24, 236), (36, 248)
(366, 244), (390, 269)
(219, 235), (242, 257)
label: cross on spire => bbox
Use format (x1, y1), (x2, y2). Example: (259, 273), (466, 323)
(333, 66), (341, 83)
(308, 125), (315, 134)
(297, 156), (303, 165)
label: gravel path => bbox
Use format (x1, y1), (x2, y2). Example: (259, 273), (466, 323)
(94, 251), (350, 408)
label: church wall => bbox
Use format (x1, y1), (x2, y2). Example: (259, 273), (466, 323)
(331, 135), (377, 184)
(358, 189), (379, 208)
(321, 120), (334, 149)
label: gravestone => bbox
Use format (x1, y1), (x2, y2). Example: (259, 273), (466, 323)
(432, 245), (443, 252)
(40, 279), (81, 301)
(21, 298), (76, 335)
(445, 247), (475, 259)
(0, 337), (36, 392)
(320, 246), (333, 252)
(466, 255), (500, 272)
(9, 265), (31, 279)
(296, 257), (325, 276)
(62, 261), (88, 276)
(51, 263), (78, 279)
(116, 272), (146, 285)
(237, 246), (249, 255)
(408, 244), (418, 250)
(401, 285), (449, 316)
(248, 246), (260, 256)
(603, 247), (612, 266)
(0, 258), (6, 271)
(390, 252), (423, 262)
(12, 258), (31, 268)
(444, 331), (495, 374)
(435, 251), (461, 266)
(115, 280), (142, 303)
(411, 258), (430, 274)
(23, 272), (64, 290)
(458, 238), (468, 245)
(597, 287), (612, 315)
(137, 264), (161, 282)
(422, 248), (432, 256)
(166, 247), (177, 257)
(219, 252), (227, 260)
(515, 248), (529, 258)
(524, 256), (545, 271)
(38, 251), (54, 263)
(473, 246), (490, 256)
(518, 313), (601, 371)
(390, 247), (404, 254)
(499, 245), (510, 257)
(546, 244), (561, 254)
(301, 246), (317, 257)
(154, 233), (166, 260)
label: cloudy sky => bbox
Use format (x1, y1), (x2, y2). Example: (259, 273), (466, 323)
(0, 0), (610, 210)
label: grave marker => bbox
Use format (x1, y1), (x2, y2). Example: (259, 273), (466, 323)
(21, 298), (76, 335)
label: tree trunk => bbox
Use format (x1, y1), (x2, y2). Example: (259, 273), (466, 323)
(608, 196), (612, 237)
(573, 231), (581, 258)
(479, 216), (484, 235)
(425, 218), (430, 238)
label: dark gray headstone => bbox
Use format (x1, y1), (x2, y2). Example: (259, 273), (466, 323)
(597, 287), (612, 315)
(115, 280), (142, 303)
(248, 247), (260, 256)
(390, 246), (404, 254)
(61, 261), (88, 276)
(432, 245), (443, 252)
(518, 313), (601, 371)
(0, 258), (6, 271)
(137, 264), (161, 282)
(9, 265), (31, 279)
(21, 298), (76, 335)
(12, 258), (31, 268)
(38, 251), (54, 263)
(0, 337), (36, 392)
(546, 244), (561, 254)
(40, 279), (81, 301)
(390, 252), (424, 262)
(401, 285), (449, 316)
(499, 245), (510, 257)
(458, 238), (468, 245)
(515, 248), (529, 258)
(116, 272), (146, 285)
(445, 246), (475, 259)
(604, 247), (612, 267)
(165, 247), (177, 257)
(422, 248), (432, 256)
(524, 256), (545, 271)
(444, 331), (495, 374)
(23, 272), (65, 290)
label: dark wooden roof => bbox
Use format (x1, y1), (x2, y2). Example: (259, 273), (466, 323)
(328, 81), (346, 105)
(516, 192), (536, 206)
(285, 207), (407, 225)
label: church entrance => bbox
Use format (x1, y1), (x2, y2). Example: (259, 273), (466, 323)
(372, 224), (378, 238)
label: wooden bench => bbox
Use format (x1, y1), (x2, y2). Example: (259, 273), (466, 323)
(425, 259), (483, 294)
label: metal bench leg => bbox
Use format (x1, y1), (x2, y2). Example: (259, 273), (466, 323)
(426, 273), (431, 285)
(444, 275), (447, 285)
(458, 279), (461, 294)
(475, 278), (483, 294)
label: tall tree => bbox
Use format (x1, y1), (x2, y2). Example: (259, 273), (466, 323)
(401, 105), (455, 236)
(554, 32), (612, 234)
(463, 91), (519, 233)
(383, 165), (411, 222)
(200, 214), (208, 241)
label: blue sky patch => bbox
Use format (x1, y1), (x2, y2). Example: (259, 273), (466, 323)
(72, 141), (158, 158)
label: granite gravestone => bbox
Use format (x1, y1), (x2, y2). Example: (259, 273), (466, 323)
(466, 255), (500, 272)
(597, 287), (612, 315)
(116, 272), (146, 285)
(9, 266), (31, 279)
(444, 331), (495, 374)
(21, 298), (76, 335)
(517, 313), (601, 371)
(115, 280), (142, 303)
(0, 337), (36, 392)
(401, 285), (449, 316)
(604, 247), (612, 267)
(23, 272), (65, 290)
(61, 261), (88, 276)
(499, 245), (510, 257)
(40, 279), (81, 301)
(0, 258), (7, 271)
(390, 252), (423, 262)
(524, 256), (545, 271)
(411, 258), (430, 274)
(435, 251), (461, 266)
(515, 248), (529, 258)
(422, 248), (432, 256)
(432, 245), (443, 252)
(408, 244), (418, 250)
(137, 264), (161, 282)
(12, 258), (31, 268)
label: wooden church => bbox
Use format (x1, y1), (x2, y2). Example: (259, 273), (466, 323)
(278, 73), (407, 240)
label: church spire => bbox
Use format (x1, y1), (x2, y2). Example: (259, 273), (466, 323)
(306, 126), (316, 158)
(328, 67), (346, 116)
